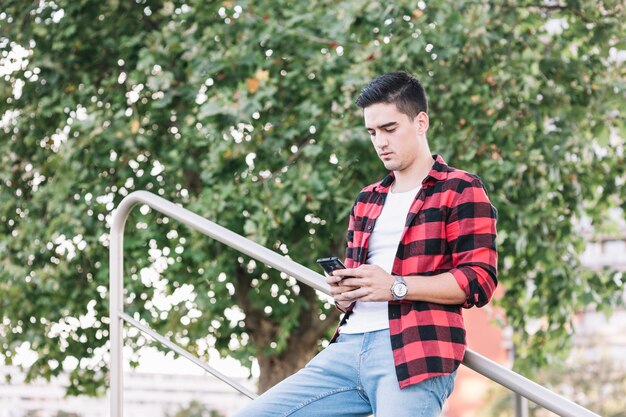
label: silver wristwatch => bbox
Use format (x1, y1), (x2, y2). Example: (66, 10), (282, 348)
(391, 276), (408, 301)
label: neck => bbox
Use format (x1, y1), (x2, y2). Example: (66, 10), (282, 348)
(392, 152), (433, 192)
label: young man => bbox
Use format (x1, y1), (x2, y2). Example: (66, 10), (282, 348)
(234, 71), (498, 417)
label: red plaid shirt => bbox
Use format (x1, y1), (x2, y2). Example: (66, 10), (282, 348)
(335, 155), (498, 388)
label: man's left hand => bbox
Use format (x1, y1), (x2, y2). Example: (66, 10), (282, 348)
(331, 264), (395, 302)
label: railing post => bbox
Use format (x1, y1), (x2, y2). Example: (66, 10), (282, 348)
(511, 339), (529, 417)
(109, 196), (140, 417)
(515, 392), (530, 417)
(109, 214), (123, 417)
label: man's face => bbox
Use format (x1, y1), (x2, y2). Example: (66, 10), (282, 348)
(363, 102), (426, 173)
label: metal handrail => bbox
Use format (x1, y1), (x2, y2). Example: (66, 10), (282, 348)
(117, 311), (258, 399)
(110, 191), (600, 417)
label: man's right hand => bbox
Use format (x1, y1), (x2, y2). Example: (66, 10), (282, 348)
(326, 272), (358, 310)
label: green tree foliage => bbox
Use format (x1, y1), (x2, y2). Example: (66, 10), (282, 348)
(1, 0), (624, 396)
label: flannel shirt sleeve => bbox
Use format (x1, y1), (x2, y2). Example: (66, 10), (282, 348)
(447, 177), (498, 308)
(335, 203), (358, 313)
(344, 203), (357, 269)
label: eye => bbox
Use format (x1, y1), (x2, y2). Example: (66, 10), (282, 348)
(385, 128), (396, 133)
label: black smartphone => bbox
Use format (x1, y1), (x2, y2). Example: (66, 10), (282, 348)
(316, 257), (347, 276)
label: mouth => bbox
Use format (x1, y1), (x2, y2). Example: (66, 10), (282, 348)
(379, 152), (393, 158)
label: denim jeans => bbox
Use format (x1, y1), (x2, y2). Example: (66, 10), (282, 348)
(232, 328), (457, 417)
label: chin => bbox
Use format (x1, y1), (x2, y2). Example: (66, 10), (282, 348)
(383, 161), (401, 171)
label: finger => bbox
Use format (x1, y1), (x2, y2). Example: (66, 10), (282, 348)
(338, 278), (362, 288)
(332, 268), (360, 278)
(333, 287), (351, 301)
(334, 292), (350, 302)
(340, 288), (362, 301)
(329, 287), (343, 297)
(325, 275), (343, 285)
(331, 284), (355, 295)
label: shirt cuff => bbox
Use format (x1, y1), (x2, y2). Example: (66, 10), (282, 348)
(335, 300), (355, 313)
(449, 267), (475, 308)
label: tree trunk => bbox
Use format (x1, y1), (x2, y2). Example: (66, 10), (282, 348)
(234, 266), (341, 393)
(255, 335), (318, 393)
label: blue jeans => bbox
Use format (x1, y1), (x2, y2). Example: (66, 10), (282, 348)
(233, 329), (456, 417)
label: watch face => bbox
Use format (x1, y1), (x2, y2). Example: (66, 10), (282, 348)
(393, 282), (408, 298)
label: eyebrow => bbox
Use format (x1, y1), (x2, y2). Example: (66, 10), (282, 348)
(366, 121), (398, 131)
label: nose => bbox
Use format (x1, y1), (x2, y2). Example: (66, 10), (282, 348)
(373, 132), (389, 149)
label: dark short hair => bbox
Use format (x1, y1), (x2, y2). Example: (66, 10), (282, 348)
(355, 71), (428, 119)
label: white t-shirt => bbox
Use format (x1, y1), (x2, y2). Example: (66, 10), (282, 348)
(339, 185), (419, 334)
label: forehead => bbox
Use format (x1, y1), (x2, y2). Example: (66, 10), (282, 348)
(363, 102), (406, 128)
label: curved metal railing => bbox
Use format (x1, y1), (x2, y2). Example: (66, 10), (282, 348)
(110, 191), (599, 417)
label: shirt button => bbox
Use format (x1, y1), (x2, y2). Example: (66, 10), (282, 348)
(367, 225), (373, 231)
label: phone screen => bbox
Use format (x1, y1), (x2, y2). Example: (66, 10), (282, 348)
(316, 257), (346, 275)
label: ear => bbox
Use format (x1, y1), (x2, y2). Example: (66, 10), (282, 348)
(415, 111), (429, 133)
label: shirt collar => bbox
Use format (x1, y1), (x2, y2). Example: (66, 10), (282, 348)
(375, 154), (450, 192)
